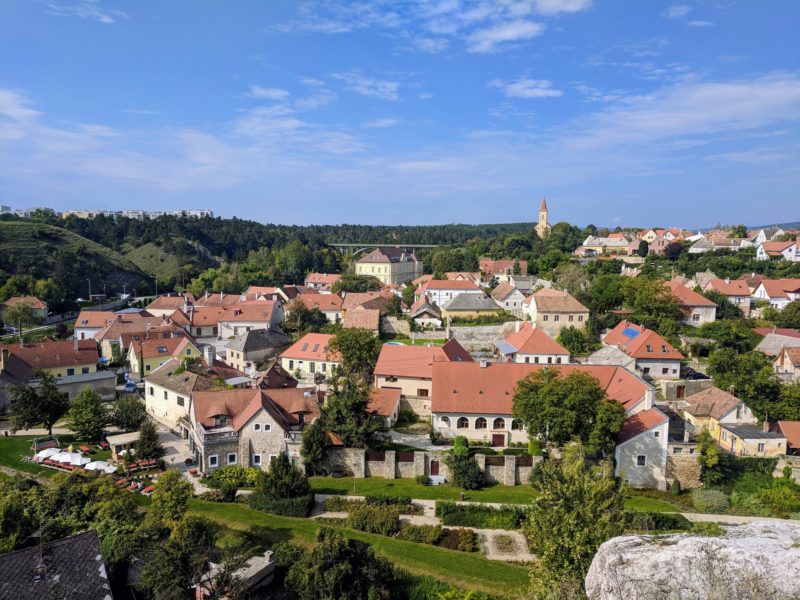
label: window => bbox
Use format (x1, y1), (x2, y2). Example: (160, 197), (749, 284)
(661, 345), (668, 353)
(534, 356), (539, 364)
(322, 363), (327, 372)
(653, 431), (659, 438)
(511, 419), (523, 431)
(578, 315), (584, 322)
(386, 375), (397, 382)
(692, 314), (700, 322)
(254, 423), (261, 432)
(177, 396), (185, 407)
(645, 345), (653, 353)
(554, 315), (560, 322)
(186, 348), (191, 355)
(636, 455), (646, 466)
(67, 368), (75, 376)
(417, 389), (429, 397)
(547, 357), (553, 364)
(208, 455), (218, 467)
(196, 328), (202, 335)
(148, 387), (154, 396)
(252, 454), (262, 466)
(542, 315), (549, 322)
(288, 360), (294, 370)
(673, 447), (683, 454)
(643, 367), (650, 374)
(524, 357), (529, 364)
(475, 417), (487, 429)
(82, 367), (90, 374)
(164, 390), (168, 400)
(146, 364), (151, 371)
(309, 362), (316, 374)
(568, 315), (574, 322)
(269, 454), (278, 466)
(758, 443), (765, 453)
(457, 417), (469, 429)
(662, 368), (669, 375)
(264, 424), (271, 432)
(493, 418), (505, 429)
(227, 453), (237, 465)
(215, 416), (228, 427)
(440, 416), (450, 427)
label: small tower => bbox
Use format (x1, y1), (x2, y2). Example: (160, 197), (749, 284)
(535, 196), (552, 238)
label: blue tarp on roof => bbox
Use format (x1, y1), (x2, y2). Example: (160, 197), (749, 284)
(622, 327), (641, 339)
(493, 340), (518, 355)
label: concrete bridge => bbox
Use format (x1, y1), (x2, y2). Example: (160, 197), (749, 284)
(329, 242), (440, 257)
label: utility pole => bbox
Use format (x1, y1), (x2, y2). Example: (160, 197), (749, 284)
(154, 276), (158, 297)
(87, 278), (92, 303)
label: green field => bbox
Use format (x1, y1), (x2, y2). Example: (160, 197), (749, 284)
(122, 240), (216, 283)
(190, 499), (531, 596)
(0, 435), (112, 478)
(623, 495), (680, 513)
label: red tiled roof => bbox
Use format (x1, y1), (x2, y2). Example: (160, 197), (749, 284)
(777, 421), (800, 450)
(146, 294), (192, 310)
(130, 337), (194, 360)
(753, 327), (800, 338)
(305, 273), (341, 286)
(0, 296), (47, 310)
(431, 363), (648, 415)
(342, 308), (381, 331)
(188, 306), (227, 327)
(705, 279), (750, 296)
(219, 301), (278, 323)
(683, 386), (742, 419)
(95, 315), (177, 341)
(756, 278), (800, 300)
(664, 281), (716, 307)
(295, 294), (343, 312)
(342, 292), (390, 313)
(761, 241), (794, 256)
(779, 347), (800, 365)
(421, 280), (482, 291)
(503, 322), (569, 356)
(375, 339), (472, 379)
(491, 282), (519, 302)
(5, 339), (98, 370)
(367, 387), (401, 418)
(529, 288), (589, 313)
(75, 310), (117, 329)
(603, 320), (684, 360)
(412, 274), (433, 287)
(478, 259), (528, 274)
(280, 333), (340, 362)
(194, 293), (243, 307)
(616, 408), (669, 444)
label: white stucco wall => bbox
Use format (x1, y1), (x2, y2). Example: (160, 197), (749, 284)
(615, 419), (669, 489)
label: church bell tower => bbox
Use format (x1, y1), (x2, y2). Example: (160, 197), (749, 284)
(535, 196), (551, 238)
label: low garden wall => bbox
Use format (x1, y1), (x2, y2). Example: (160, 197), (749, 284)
(323, 447), (540, 486)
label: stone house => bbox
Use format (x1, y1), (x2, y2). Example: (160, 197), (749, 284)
(717, 423), (786, 458)
(774, 346), (800, 382)
(189, 387), (320, 473)
(409, 296), (442, 328)
(682, 386), (757, 441)
(441, 294), (502, 320)
(523, 288), (589, 337)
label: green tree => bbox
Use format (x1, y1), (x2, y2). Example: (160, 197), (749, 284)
(329, 327), (383, 383)
(135, 419), (165, 461)
(775, 382), (800, 422)
(512, 368), (625, 456)
(524, 444), (624, 591)
(554, 263), (590, 302)
(0, 483), (38, 553)
(257, 452), (310, 499)
(401, 284), (416, 308)
(707, 349), (781, 419)
(285, 527), (397, 600)
(587, 273), (624, 312)
(557, 326), (587, 355)
(67, 387), (108, 441)
(696, 429), (722, 485)
(385, 294), (403, 317)
(9, 371), (69, 435)
(284, 299), (329, 337)
(664, 241), (686, 260)
(151, 469), (193, 523)
(443, 453), (484, 490)
(637, 240), (649, 257)
(331, 274), (383, 294)
(322, 380), (381, 448)
(110, 395), (147, 431)
(729, 224), (747, 238)
(775, 300), (800, 328)
(300, 419), (327, 474)
(4, 300), (43, 342)
(696, 320), (759, 353)
(702, 289), (744, 320)
(621, 276), (683, 332)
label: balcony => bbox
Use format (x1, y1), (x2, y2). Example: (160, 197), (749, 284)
(197, 425), (239, 444)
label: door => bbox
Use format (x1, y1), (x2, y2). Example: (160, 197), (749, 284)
(430, 460), (439, 476)
(492, 433), (505, 447)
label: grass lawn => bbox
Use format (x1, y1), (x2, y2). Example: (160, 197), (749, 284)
(190, 499), (530, 596)
(0, 434), (113, 478)
(623, 495), (680, 513)
(311, 476), (537, 504)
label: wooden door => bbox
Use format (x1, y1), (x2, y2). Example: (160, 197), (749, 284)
(492, 433), (505, 447)
(430, 460), (439, 476)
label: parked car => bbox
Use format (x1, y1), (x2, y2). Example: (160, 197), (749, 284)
(123, 382), (138, 394)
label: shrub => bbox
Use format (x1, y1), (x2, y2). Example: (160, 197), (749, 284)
(444, 454), (484, 490)
(435, 528), (476, 552)
(364, 494), (423, 515)
(347, 504), (401, 536)
(198, 490), (225, 502)
(323, 496), (359, 512)
(452, 436), (469, 456)
(528, 438), (543, 456)
(435, 501), (526, 530)
(756, 484), (800, 516)
(201, 465), (260, 489)
(396, 524), (443, 545)
(691, 522), (724, 537)
(623, 511), (691, 532)
(502, 448), (532, 457)
(218, 482), (238, 502)
(314, 517), (348, 527)
(256, 453), (310, 499)
(470, 447), (498, 456)
(730, 492), (771, 517)
(670, 478), (681, 496)
(790, 512), (800, 520)
(248, 492), (313, 517)
(415, 475), (429, 486)
(691, 489), (730, 513)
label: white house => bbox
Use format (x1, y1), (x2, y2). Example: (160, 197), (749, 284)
(490, 283), (527, 317)
(419, 279), (484, 307)
(603, 320), (684, 380)
(752, 279), (800, 309)
(144, 358), (215, 434)
(218, 301), (284, 339)
(493, 322), (571, 365)
(664, 281), (717, 327)
(614, 408), (670, 489)
(756, 240), (798, 262)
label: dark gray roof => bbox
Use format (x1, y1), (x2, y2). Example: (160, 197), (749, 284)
(721, 423), (786, 440)
(443, 294), (500, 311)
(0, 530), (114, 600)
(226, 327), (291, 353)
(357, 247), (418, 264)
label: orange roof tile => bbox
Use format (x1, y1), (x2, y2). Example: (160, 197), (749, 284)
(305, 273), (341, 286)
(130, 337), (194, 360)
(146, 294), (192, 310)
(4, 339), (98, 370)
(367, 387), (401, 418)
(375, 339), (472, 379)
(0, 296), (47, 310)
(295, 294), (343, 312)
(603, 321), (684, 360)
(422, 279), (483, 291)
(616, 408), (669, 443)
(75, 310), (117, 329)
(530, 288), (589, 313)
(503, 322), (569, 356)
(280, 333), (340, 362)
(777, 421), (800, 450)
(683, 386), (742, 419)
(218, 301), (278, 323)
(664, 281), (716, 307)
(705, 279), (750, 296)
(342, 308), (381, 332)
(479, 259), (528, 274)
(757, 278), (800, 300)
(431, 363), (648, 415)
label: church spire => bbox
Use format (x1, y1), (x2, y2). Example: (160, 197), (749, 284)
(540, 196), (547, 211)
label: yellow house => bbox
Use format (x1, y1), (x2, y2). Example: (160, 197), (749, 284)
(683, 386), (756, 443)
(354, 248), (423, 285)
(128, 337), (201, 381)
(441, 294), (502, 320)
(3, 339), (98, 378)
(717, 423), (787, 457)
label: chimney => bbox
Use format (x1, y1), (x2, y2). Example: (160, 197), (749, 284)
(201, 344), (215, 366)
(728, 385), (736, 396)
(683, 429), (689, 443)
(0, 347), (8, 370)
(479, 358), (488, 368)
(763, 420), (770, 433)
(515, 321), (521, 333)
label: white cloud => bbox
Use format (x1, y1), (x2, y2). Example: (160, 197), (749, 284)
(687, 20), (715, 27)
(418, 92), (433, 100)
(412, 37), (450, 53)
(663, 5), (692, 19)
(247, 86), (291, 100)
(466, 20), (544, 53)
(363, 118), (399, 128)
(331, 72), (401, 100)
(45, 0), (128, 24)
(299, 77), (326, 87)
(705, 148), (792, 164)
(532, 0), (593, 16)
(490, 78), (563, 98)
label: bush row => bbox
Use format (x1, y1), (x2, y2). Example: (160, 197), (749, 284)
(438, 527), (476, 552)
(200, 465), (260, 489)
(623, 511), (692, 532)
(396, 524), (443, 545)
(248, 492), (313, 517)
(347, 504), (401, 536)
(435, 501), (527, 530)
(323, 494), (423, 515)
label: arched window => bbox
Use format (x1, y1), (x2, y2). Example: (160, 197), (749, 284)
(493, 418), (505, 430)
(457, 417), (469, 429)
(475, 417), (487, 429)
(440, 416), (450, 427)
(511, 419), (523, 431)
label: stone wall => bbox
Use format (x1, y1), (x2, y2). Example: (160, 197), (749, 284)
(382, 316), (410, 336)
(666, 453), (702, 489)
(660, 379), (714, 402)
(449, 321), (523, 352)
(401, 396), (432, 417)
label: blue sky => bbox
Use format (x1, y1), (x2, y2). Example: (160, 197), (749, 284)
(1, 1), (799, 227)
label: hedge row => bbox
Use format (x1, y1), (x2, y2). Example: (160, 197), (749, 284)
(323, 495), (423, 515)
(347, 504), (401, 536)
(623, 511), (692, 532)
(435, 501), (527, 530)
(248, 492), (313, 517)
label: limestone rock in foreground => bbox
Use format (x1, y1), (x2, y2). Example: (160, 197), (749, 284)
(585, 521), (800, 600)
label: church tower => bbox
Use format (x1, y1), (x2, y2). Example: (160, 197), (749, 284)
(535, 196), (551, 238)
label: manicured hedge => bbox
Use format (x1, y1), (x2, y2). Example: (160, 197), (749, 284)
(347, 504), (401, 535)
(396, 524), (443, 545)
(438, 527), (476, 552)
(248, 492), (313, 517)
(435, 501), (527, 530)
(623, 511), (692, 532)
(323, 494), (423, 515)
(201, 465), (260, 489)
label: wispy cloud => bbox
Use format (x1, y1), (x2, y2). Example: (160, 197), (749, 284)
(331, 72), (401, 100)
(247, 86), (291, 100)
(687, 20), (715, 27)
(123, 109), (160, 116)
(466, 20), (544, 53)
(705, 148), (792, 164)
(489, 77), (563, 98)
(45, 0), (128, 24)
(363, 118), (399, 128)
(663, 4), (692, 19)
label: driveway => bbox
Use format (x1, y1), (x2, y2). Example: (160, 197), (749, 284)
(389, 431), (444, 451)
